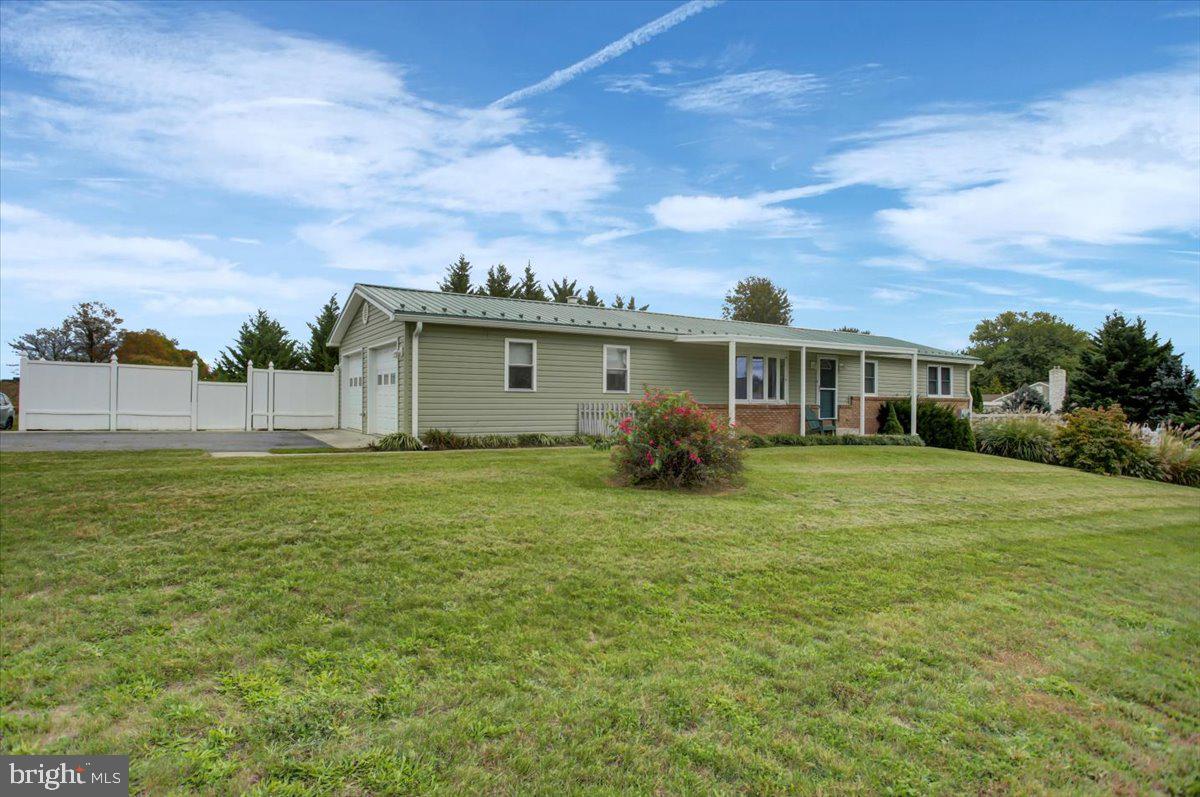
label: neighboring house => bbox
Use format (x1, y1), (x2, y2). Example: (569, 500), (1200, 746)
(981, 367), (1067, 413)
(326, 284), (981, 438)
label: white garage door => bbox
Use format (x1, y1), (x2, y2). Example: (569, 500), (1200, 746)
(370, 346), (398, 435)
(340, 352), (362, 430)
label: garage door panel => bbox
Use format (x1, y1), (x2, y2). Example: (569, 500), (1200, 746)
(340, 353), (362, 430)
(370, 347), (398, 435)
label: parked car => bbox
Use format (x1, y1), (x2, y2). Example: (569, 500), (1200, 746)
(0, 392), (13, 429)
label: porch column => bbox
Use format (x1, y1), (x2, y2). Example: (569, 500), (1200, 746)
(859, 349), (867, 435)
(727, 340), (736, 427)
(910, 353), (918, 436)
(799, 345), (807, 436)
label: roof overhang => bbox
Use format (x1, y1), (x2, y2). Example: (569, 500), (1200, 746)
(673, 334), (982, 363)
(326, 286), (397, 348)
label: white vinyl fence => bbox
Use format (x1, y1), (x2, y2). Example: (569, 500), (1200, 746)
(18, 356), (337, 432)
(577, 401), (631, 436)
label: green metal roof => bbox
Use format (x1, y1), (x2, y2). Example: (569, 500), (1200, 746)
(352, 283), (980, 362)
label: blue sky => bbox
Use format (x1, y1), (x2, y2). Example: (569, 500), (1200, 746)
(1, 0), (1198, 377)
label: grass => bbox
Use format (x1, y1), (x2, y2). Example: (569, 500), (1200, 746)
(1, 446), (1197, 795)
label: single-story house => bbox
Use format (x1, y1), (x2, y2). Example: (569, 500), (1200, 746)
(980, 367), (1067, 413)
(326, 284), (981, 438)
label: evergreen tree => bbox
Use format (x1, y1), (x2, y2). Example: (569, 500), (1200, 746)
(612, 295), (649, 310)
(214, 310), (302, 379)
(880, 403), (904, 434)
(516, 262), (548, 301)
(1146, 357), (1198, 426)
(1071, 312), (1184, 424)
(439, 254), (473, 294)
(303, 294), (340, 371)
(480, 263), (516, 297)
(722, 277), (792, 325)
(549, 277), (579, 303)
(583, 286), (604, 307)
(965, 311), (1090, 392)
(835, 326), (871, 335)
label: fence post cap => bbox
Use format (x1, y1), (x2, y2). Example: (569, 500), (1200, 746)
(268, 361), (274, 369)
(110, 353), (118, 363)
(192, 358), (199, 366)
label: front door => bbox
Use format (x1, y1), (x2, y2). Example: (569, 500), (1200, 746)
(370, 346), (398, 435)
(819, 358), (837, 420)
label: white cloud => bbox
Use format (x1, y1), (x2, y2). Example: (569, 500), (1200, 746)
(648, 194), (808, 233)
(490, 0), (722, 107)
(871, 288), (918, 304)
(819, 67), (1200, 265)
(0, 203), (336, 315)
(0, 2), (615, 216)
(603, 69), (824, 117)
(643, 64), (1200, 301)
(670, 70), (824, 115)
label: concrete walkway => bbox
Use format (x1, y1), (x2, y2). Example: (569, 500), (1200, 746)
(301, 428), (378, 449)
(0, 430), (332, 453)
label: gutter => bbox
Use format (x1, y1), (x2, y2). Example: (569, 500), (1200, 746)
(411, 321), (422, 436)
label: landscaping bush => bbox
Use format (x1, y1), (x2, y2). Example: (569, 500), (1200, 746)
(1053, 406), (1145, 476)
(877, 400), (974, 451)
(880, 403), (904, 435)
(420, 429), (593, 451)
(975, 418), (1056, 464)
(1000, 384), (1052, 413)
(369, 432), (424, 452)
(765, 433), (923, 447)
(611, 388), (743, 488)
(1148, 424), (1200, 487)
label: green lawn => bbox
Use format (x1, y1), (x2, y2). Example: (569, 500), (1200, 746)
(1, 446), (1197, 794)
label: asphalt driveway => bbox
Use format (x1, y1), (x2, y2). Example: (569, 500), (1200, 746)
(0, 431), (330, 453)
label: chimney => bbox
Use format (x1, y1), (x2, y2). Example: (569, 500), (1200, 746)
(1049, 366), (1067, 412)
(566, 295), (581, 305)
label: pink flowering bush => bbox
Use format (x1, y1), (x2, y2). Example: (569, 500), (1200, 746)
(611, 387), (744, 488)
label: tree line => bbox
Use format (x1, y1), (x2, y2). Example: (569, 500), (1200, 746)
(9, 296), (342, 380)
(438, 255), (650, 310)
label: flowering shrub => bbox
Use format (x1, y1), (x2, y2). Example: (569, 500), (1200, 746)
(611, 388), (743, 488)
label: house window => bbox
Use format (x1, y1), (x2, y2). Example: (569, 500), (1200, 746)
(767, 358), (778, 400)
(735, 356), (748, 400)
(505, 339), (536, 391)
(603, 345), (629, 393)
(864, 360), (878, 395)
(927, 365), (952, 396)
(751, 357), (765, 400)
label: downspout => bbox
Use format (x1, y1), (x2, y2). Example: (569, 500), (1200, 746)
(410, 321), (423, 436)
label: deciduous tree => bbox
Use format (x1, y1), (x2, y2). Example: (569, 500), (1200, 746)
(118, 329), (210, 377)
(722, 277), (792, 325)
(965, 311), (1089, 392)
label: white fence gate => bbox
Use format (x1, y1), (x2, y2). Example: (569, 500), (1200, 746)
(18, 356), (338, 432)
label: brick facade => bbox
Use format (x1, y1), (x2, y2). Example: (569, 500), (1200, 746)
(699, 403), (800, 435)
(701, 396), (969, 436)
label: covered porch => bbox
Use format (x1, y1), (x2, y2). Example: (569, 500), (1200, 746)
(676, 335), (974, 437)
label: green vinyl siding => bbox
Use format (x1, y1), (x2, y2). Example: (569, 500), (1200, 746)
(417, 324), (728, 435)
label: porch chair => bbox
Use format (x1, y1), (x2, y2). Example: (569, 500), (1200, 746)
(805, 406), (836, 435)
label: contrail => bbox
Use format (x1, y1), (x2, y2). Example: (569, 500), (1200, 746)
(491, 0), (723, 108)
